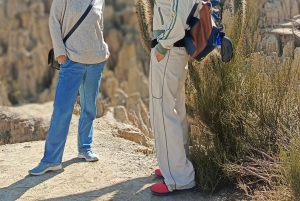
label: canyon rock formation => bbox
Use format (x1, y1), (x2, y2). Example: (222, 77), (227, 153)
(0, 0), (152, 144)
(0, 0), (149, 106)
(222, 0), (300, 56)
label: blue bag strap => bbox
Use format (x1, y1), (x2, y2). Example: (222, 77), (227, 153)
(211, 0), (221, 7)
(186, 3), (199, 24)
(63, 0), (94, 43)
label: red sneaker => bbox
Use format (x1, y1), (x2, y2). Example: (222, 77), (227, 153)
(150, 181), (170, 195)
(150, 181), (196, 196)
(154, 169), (163, 178)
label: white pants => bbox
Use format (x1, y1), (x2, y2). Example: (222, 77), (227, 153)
(149, 47), (195, 191)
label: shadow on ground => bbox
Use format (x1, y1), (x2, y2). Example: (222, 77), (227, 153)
(0, 158), (83, 201)
(0, 157), (247, 201)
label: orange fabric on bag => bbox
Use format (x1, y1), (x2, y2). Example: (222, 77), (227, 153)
(190, 3), (212, 57)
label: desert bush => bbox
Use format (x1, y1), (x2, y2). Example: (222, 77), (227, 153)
(280, 139), (300, 200)
(186, 1), (300, 198)
(135, 0), (153, 55)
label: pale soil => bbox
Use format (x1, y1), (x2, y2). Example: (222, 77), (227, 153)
(0, 102), (240, 201)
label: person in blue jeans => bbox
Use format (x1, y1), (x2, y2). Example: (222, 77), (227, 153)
(29, 0), (110, 176)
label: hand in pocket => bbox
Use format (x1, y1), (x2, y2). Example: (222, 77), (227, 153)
(155, 49), (165, 62)
(56, 55), (67, 64)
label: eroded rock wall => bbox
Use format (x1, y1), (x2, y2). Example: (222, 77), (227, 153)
(0, 0), (149, 107)
(0, 0), (153, 144)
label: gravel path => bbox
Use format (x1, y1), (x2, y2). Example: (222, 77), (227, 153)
(0, 102), (237, 201)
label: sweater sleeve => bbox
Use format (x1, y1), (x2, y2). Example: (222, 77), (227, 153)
(156, 0), (190, 55)
(49, 0), (67, 59)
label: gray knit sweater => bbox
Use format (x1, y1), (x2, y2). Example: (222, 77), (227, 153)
(49, 0), (109, 64)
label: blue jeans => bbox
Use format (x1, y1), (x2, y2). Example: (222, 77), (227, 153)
(41, 58), (105, 164)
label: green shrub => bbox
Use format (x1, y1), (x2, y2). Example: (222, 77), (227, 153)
(0, 130), (11, 144)
(190, 136), (227, 194)
(281, 139), (300, 199)
(186, 1), (300, 195)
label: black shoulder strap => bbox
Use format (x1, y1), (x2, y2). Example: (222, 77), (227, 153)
(63, 0), (94, 43)
(186, 3), (199, 23)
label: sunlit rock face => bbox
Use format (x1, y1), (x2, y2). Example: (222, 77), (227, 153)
(262, 0), (299, 24)
(0, 0), (153, 144)
(222, 0), (300, 55)
(0, 0), (149, 107)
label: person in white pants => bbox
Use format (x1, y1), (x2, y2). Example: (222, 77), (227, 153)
(149, 0), (197, 195)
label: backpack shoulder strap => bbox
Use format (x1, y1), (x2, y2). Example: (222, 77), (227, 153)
(186, 3), (199, 24)
(63, 0), (95, 43)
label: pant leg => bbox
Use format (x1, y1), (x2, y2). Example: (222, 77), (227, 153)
(77, 61), (106, 152)
(42, 58), (85, 164)
(174, 69), (190, 156)
(149, 47), (195, 191)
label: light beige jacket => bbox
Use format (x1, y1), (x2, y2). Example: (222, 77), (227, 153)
(153, 0), (198, 54)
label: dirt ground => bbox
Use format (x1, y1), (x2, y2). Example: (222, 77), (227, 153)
(0, 102), (243, 201)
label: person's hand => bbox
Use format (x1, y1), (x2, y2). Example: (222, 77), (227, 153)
(155, 49), (165, 62)
(56, 55), (67, 64)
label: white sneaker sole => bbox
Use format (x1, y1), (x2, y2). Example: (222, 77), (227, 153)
(78, 154), (99, 162)
(30, 164), (62, 176)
